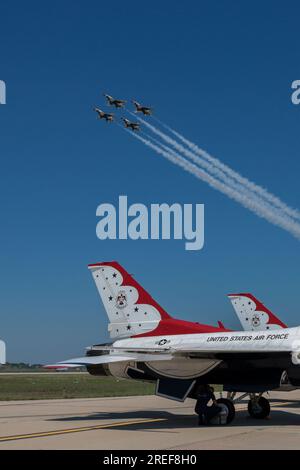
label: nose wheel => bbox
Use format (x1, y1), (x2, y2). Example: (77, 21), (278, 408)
(247, 394), (270, 419)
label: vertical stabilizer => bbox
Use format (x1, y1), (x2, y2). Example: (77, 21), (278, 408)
(228, 293), (287, 331)
(88, 262), (171, 339)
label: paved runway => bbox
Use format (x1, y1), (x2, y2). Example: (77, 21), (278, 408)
(0, 391), (300, 449)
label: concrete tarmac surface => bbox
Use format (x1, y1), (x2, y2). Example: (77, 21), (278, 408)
(0, 390), (300, 449)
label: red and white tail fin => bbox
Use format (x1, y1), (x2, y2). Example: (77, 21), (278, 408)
(88, 262), (172, 339)
(228, 293), (287, 331)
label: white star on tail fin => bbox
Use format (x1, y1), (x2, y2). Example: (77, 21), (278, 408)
(88, 262), (171, 339)
(228, 293), (287, 331)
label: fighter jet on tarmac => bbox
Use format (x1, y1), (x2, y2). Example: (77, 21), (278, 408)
(104, 94), (126, 108)
(47, 261), (300, 425)
(93, 107), (114, 122)
(132, 100), (152, 116)
(122, 118), (140, 132)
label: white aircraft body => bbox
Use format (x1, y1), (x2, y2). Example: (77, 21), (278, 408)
(47, 262), (300, 423)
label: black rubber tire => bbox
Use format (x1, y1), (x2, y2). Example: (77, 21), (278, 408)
(247, 396), (270, 419)
(216, 398), (236, 424)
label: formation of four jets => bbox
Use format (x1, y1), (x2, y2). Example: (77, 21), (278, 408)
(93, 94), (153, 131)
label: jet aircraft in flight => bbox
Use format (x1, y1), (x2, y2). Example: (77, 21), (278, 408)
(104, 94), (126, 108)
(122, 118), (140, 132)
(93, 107), (114, 122)
(132, 100), (152, 116)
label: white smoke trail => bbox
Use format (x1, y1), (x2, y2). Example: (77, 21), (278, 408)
(125, 129), (300, 239)
(141, 130), (286, 218)
(151, 116), (300, 222)
(134, 113), (300, 224)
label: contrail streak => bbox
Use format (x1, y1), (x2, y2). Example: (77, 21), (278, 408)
(151, 116), (300, 222)
(125, 129), (300, 239)
(131, 113), (296, 222)
(141, 130), (285, 218)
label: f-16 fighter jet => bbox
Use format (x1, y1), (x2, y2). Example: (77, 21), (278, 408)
(132, 100), (152, 115)
(122, 118), (140, 132)
(47, 261), (300, 425)
(93, 107), (114, 122)
(104, 94), (126, 108)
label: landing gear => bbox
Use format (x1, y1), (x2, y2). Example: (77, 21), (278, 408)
(201, 398), (236, 425)
(225, 391), (271, 420)
(195, 388), (271, 425)
(247, 394), (270, 419)
(215, 398), (236, 424)
(194, 385), (236, 426)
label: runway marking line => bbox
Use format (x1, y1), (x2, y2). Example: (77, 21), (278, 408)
(0, 418), (167, 443)
(0, 400), (294, 443)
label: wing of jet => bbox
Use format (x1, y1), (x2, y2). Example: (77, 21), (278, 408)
(47, 262), (300, 417)
(228, 293), (287, 331)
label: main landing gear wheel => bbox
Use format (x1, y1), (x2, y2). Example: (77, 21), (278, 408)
(216, 398), (236, 424)
(248, 396), (270, 419)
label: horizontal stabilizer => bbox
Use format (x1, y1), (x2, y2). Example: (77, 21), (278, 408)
(45, 352), (173, 369)
(45, 355), (137, 369)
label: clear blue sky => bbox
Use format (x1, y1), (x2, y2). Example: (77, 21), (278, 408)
(0, 1), (300, 363)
